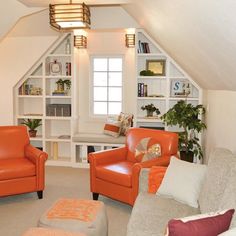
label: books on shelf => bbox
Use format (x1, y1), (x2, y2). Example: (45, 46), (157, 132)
(138, 83), (148, 97)
(138, 40), (150, 53)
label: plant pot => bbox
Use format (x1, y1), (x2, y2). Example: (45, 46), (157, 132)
(57, 83), (64, 92)
(29, 130), (37, 137)
(146, 110), (154, 117)
(180, 151), (194, 163)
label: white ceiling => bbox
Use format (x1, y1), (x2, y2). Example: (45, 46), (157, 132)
(18, 0), (131, 7)
(10, 0), (236, 91)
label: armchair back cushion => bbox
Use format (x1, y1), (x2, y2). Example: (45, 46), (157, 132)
(126, 128), (178, 162)
(0, 126), (29, 159)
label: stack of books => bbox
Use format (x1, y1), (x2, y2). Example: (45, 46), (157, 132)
(138, 40), (150, 53)
(138, 83), (148, 97)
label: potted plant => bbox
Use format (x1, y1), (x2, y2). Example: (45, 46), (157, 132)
(141, 103), (161, 117)
(21, 119), (42, 137)
(161, 100), (206, 162)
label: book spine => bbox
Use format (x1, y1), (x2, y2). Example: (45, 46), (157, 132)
(138, 83), (141, 97)
(140, 83), (144, 97)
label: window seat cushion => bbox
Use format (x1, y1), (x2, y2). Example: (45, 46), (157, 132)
(72, 133), (126, 144)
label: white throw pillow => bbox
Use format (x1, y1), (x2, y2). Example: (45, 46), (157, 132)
(157, 156), (207, 208)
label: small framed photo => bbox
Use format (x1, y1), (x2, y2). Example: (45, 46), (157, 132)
(146, 59), (166, 76)
(171, 80), (192, 97)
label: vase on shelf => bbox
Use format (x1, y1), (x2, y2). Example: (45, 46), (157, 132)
(146, 110), (154, 117)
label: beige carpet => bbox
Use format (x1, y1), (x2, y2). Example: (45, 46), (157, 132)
(0, 166), (132, 236)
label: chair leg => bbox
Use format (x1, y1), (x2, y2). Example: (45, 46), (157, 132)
(37, 191), (43, 199)
(93, 192), (99, 200)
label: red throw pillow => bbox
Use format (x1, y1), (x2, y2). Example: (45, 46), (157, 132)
(148, 166), (167, 193)
(167, 209), (235, 236)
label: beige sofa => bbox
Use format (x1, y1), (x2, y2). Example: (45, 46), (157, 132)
(127, 148), (236, 236)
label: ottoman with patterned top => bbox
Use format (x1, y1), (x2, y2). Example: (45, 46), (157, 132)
(22, 227), (87, 236)
(38, 199), (108, 236)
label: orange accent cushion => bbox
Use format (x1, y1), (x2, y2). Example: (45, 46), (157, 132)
(148, 166), (167, 193)
(47, 199), (102, 222)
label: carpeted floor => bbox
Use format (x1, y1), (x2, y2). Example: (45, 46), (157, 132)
(0, 166), (132, 236)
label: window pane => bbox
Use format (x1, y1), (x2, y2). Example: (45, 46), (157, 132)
(108, 102), (122, 115)
(108, 87), (122, 101)
(94, 102), (107, 115)
(94, 72), (107, 86)
(109, 58), (122, 71)
(109, 72), (122, 86)
(94, 87), (107, 101)
(94, 58), (107, 71)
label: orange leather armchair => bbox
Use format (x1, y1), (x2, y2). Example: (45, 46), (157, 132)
(89, 128), (178, 205)
(0, 126), (48, 199)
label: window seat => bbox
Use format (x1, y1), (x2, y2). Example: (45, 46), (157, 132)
(72, 133), (126, 165)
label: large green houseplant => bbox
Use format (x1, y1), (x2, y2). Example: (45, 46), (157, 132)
(161, 100), (206, 162)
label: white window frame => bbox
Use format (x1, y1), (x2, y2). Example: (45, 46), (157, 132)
(90, 55), (124, 118)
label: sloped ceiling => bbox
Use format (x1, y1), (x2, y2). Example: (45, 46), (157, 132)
(14, 0), (236, 90)
(124, 0), (236, 90)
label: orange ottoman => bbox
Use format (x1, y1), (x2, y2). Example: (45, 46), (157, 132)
(22, 227), (86, 236)
(38, 199), (108, 236)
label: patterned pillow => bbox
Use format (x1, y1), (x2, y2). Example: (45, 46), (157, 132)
(118, 112), (134, 136)
(135, 137), (161, 162)
(103, 121), (121, 138)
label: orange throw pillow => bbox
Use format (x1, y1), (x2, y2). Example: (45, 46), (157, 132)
(148, 166), (167, 193)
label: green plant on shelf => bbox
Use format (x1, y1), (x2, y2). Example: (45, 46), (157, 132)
(139, 70), (155, 76)
(141, 103), (161, 117)
(21, 119), (42, 137)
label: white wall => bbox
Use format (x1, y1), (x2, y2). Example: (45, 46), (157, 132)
(76, 30), (136, 133)
(205, 90), (236, 159)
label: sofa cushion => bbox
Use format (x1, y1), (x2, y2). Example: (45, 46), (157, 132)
(219, 163), (236, 228)
(95, 161), (133, 187)
(0, 158), (35, 181)
(127, 192), (200, 236)
(199, 148), (236, 213)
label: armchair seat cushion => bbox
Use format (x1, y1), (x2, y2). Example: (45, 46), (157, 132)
(0, 158), (35, 181)
(96, 161), (134, 187)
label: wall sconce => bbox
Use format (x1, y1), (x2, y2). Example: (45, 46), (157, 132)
(74, 35), (87, 48)
(125, 34), (135, 48)
(49, 1), (90, 31)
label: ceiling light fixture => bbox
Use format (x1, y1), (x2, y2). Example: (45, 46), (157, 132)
(125, 34), (135, 48)
(49, 1), (90, 31)
(74, 35), (87, 48)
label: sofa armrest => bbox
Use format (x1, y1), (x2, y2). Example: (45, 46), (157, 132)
(25, 144), (48, 190)
(138, 168), (150, 193)
(89, 146), (127, 166)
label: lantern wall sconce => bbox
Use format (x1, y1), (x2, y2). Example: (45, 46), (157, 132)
(125, 34), (135, 48)
(49, 1), (91, 31)
(74, 35), (87, 48)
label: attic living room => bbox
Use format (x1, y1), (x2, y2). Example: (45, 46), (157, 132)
(1, 0), (236, 236)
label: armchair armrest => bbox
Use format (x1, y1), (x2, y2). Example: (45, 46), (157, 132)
(25, 144), (48, 164)
(89, 146), (127, 166)
(25, 144), (48, 190)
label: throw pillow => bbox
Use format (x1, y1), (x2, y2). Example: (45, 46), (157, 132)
(157, 156), (207, 208)
(166, 209), (235, 236)
(103, 121), (121, 138)
(148, 166), (167, 193)
(118, 112), (133, 136)
(135, 137), (161, 162)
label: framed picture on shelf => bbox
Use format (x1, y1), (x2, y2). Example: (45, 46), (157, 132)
(170, 80), (192, 97)
(146, 59), (166, 76)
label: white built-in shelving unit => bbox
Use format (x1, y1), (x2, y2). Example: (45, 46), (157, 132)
(135, 29), (202, 131)
(14, 33), (75, 167)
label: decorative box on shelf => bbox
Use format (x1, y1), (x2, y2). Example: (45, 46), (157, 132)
(46, 104), (71, 117)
